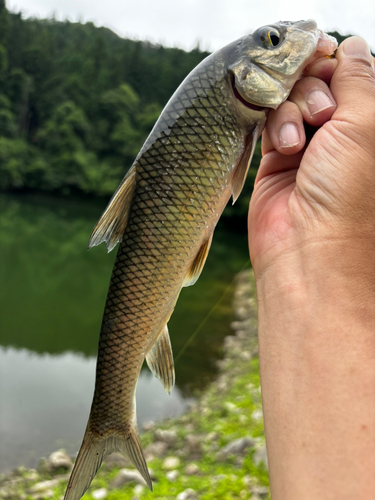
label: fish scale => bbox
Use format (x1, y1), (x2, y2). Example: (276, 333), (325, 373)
(84, 48), (246, 481)
(64, 21), (337, 500)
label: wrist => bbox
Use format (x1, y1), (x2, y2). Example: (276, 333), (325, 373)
(254, 238), (375, 499)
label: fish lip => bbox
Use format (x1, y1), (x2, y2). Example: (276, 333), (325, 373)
(230, 73), (267, 112)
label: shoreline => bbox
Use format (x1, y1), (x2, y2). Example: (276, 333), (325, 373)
(0, 269), (269, 500)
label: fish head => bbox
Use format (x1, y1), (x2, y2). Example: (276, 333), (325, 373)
(229, 20), (337, 110)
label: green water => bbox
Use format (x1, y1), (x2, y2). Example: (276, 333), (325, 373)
(0, 193), (250, 472)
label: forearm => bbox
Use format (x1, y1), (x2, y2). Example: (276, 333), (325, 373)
(255, 240), (375, 499)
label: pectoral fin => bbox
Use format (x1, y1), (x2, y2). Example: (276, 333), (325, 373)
(183, 233), (213, 287)
(231, 125), (262, 204)
(146, 325), (175, 394)
(88, 165), (136, 252)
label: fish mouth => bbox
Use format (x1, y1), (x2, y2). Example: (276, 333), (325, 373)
(230, 74), (266, 112)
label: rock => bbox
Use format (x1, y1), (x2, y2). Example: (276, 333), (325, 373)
(209, 441), (219, 452)
(240, 351), (251, 361)
(104, 452), (130, 469)
(253, 445), (268, 469)
(223, 336), (237, 350)
(211, 474), (227, 483)
(46, 450), (72, 473)
(184, 463), (200, 476)
(109, 469), (146, 489)
(25, 469), (39, 481)
(186, 435), (202, 456)
(154, 429), (178, 446)
(242, 475), (253, 487)
(144, 441), (168, 460)
(37, 458), (48, 474)
(235, 330), (247, 340)
(218, 436), (256, 460)
(166, 470), (179, 482)
(28, 479), (59, 494)
(251, 409), (263, 422)
(224, 402), (239, 413)
(205, 432), (218, 443)
(92, 488), (108, 499)
(14, 466), (27, 476)
(142, 421), (155, 432)
(133, 484), (145, 495)
(177, 488), (198, 500)
(236, 307), (249, 320)
(54, 473), (71, 482)
(31, 490), (54, 499)
(251, 485), (269, 498)
(163, 456), (180, 469)
(230, 320), (252, 331)
(0, 486), (26, 500)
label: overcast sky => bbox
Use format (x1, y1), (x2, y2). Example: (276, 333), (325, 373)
(8, 0), (375, 53)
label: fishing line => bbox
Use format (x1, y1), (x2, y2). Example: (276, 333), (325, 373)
(174, 259), (251, 364)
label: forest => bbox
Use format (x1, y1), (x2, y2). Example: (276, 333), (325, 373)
(0, 1), (351, 221)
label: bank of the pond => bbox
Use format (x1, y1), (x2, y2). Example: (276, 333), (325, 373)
(0, 270), (269, 500)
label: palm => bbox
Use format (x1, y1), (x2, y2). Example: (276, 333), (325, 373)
(248, 123), (338, 268)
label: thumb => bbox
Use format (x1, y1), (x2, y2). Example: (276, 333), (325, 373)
(331, 37), (375, 137)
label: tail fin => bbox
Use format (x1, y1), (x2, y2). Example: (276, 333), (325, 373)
(64, 425), (152, 500)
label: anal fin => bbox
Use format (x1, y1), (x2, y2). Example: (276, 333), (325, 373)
(183, 233), (213, 287)
(146, 325), (175, 394)
(88, 164), (136, 252)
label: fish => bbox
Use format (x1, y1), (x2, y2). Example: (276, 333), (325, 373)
(64, 20), (337, 500)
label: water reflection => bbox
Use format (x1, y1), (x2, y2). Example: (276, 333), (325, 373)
(0, 193), (249, 471)
(0, 347), (191, 473)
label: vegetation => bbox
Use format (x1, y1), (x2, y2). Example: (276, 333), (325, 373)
(0, 3), (208, 193)
(0, 1), (360, 223)
(0, 270), (268, 500)
(0, 1), (259, 223)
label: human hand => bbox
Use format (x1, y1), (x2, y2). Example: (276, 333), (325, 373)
(248, 36), (375, 500)
(248, 36), (375, 278)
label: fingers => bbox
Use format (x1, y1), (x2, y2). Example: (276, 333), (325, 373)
(289, 77), (336, 126)
(329, 37), (375, 148)
(260, 36), (375, 180)
(262, 101), (305, 156)
(304, 56), (337, 84)
(262, 76), (336, 156)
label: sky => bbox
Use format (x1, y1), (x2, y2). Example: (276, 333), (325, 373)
(7, 0), (375, 53)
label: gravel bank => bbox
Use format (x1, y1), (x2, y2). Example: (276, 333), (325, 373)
(0, 269), (269, 500)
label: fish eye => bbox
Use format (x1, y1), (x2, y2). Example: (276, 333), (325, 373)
(259, 27), (281, 49)
(269, 30), (280, 47)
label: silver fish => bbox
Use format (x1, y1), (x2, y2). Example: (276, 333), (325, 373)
(64, 20), (337, 500)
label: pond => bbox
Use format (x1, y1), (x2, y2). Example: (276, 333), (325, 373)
(0, 193), (250, 473)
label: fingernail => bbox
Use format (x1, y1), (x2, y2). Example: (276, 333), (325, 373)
(279, 123), (300, 148)
(343, 37), (373, 64)
(306, 90), (335, 116)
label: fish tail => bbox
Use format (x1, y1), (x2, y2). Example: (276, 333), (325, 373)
(116, 425), (152, 490)
(64, 423), (152, 500)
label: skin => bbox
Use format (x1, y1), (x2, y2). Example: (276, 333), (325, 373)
(248, 37), (375, 499)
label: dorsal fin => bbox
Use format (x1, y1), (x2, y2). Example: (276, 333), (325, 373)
(183, 233), (213, 288)
(231, 125), (262, 204)
(88, 165), (136, 252)
(146, 325), (175, 394)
